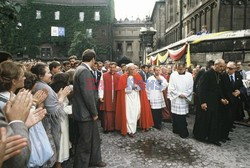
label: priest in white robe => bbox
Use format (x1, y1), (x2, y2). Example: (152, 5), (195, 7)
(146, 66), (168, 130)
(168, 62), (193, 138)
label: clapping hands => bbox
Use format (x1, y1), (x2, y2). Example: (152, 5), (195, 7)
(26, 89), (48, 128)
(4, 90), (33, 123)
(25, 107), (47, 128)
(58, 86), (72, 103)
(0, 127), (28, 167)
(33, 89), (48, 107)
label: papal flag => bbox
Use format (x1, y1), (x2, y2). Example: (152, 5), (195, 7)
(51, 26), (59, 36)
(58, 27), (65, 36)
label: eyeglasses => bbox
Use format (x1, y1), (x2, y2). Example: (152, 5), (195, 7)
(227, 67), (235, 70)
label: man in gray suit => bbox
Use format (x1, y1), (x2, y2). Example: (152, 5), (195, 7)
(139, 64), (149, 82)
(72, 49), (106, 168)
(0, 90), (32, 168)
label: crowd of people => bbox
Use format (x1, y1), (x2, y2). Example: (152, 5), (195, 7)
(0, 49), (249, 168)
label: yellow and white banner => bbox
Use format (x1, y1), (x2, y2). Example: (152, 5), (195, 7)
(186, 44), (191, 67)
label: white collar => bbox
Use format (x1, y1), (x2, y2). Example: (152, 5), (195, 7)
(82, 62), (92, 71)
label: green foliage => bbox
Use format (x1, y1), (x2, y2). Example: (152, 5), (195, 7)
(68, 31), (96, 58)
(0, 2), (114, 59)
(0, 0), (21, 30)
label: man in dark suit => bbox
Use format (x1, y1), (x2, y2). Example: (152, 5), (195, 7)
(236, 61), (247, 80)
(138, 64), (149, 82)
(92, 62), (102, 88)
(221, 62), (244, 131)
(72, 49), (106, 168)
(92, 62), (103, 120)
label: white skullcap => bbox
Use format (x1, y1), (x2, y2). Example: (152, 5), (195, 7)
(126, 63), (135, 68)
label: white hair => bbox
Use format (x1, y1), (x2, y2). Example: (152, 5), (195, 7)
(126, 63), (135, 68)
(227, 61), (236, 67)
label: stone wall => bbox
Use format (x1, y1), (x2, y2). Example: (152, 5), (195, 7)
(112, 20), (144, 64)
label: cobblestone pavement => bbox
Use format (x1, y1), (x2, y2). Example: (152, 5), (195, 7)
(63, 115), (250, 168)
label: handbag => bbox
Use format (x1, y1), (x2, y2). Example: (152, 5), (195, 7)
(28, 121), (54, 167)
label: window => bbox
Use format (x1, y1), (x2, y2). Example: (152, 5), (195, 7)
(116, 42), (122, 52)
(170, 0), (173, 21)
(167, 1), (171, 22)
(36, 10), (41, 19)
(94, 11), (100, 21)
(86, 29), (92, 38)
(41, 48), (51, 57)
(126, 42), (132, 52)
(79, 12), (84, 22)
(55, 11), (60, 20)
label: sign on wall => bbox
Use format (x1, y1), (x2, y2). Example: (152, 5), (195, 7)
(51, 26), (65, 36)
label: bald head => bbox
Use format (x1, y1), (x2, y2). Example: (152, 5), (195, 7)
(214, 59), (225, 65)
(214, 59), (225, 73)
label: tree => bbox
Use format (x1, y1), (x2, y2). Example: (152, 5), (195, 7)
(68, 31), (96, 58)
(0, 0), (21, 30)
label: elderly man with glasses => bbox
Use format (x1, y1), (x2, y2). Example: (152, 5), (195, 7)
(220, 61), (244, 141)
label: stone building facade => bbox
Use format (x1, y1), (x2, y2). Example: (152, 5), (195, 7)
(112, 18), (144, 64)
(165, 0), (250, 45)
(151, 0), (166, 49)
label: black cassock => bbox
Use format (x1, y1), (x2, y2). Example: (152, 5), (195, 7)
(193, 68), (223, 142)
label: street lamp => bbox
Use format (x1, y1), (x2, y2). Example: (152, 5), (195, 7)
(139, 16), (156, 64)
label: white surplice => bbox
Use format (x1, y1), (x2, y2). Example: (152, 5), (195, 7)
(58, 97), (71, 163)
(125, 76), (141, 134)
(168, 71), (193, 115)
(146, 75), (168, 109)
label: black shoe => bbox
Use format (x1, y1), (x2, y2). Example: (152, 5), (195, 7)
(103, 130), (109, 134)
(220, 139), (226, 143)
(193, 136), (206, 142)
(180, 135), (189, 139)
(156, 127), (162, 130)
(211, 141), (221, 146)
(89, 161), (107, 167)
(172, 130), (178, 134)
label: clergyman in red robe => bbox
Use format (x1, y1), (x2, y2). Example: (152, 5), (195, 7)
(98, 62), (120, 132)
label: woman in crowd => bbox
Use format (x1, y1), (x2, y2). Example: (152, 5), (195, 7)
(50, 72), (72, 167)
(0, 61), (47, 168)
(31, 63), (71, 168)
(0, 61), (26, 109)
(0, 61), (46, 128)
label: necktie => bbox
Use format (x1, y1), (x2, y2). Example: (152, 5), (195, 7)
(90, 70), (94, 77)
(230, 75), (235, 85)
